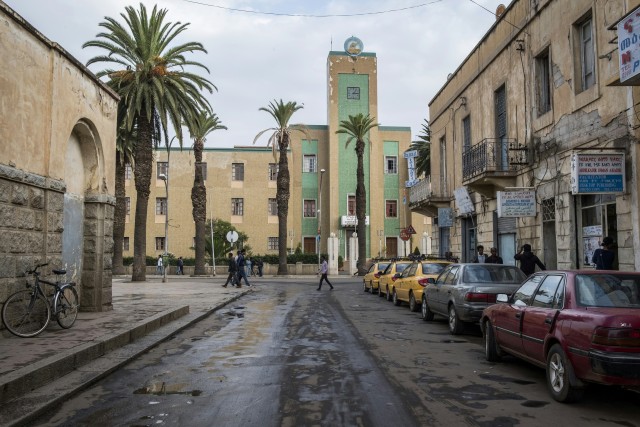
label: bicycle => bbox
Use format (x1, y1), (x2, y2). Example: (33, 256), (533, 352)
(2, 263), (79, 337)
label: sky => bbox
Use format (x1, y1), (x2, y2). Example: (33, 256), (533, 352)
(5, 0), (507, 148)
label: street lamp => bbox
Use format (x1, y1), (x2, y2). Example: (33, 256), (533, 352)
(159, 173), (168, 283)
(318, 168), (326, 269)
(377, 229), (384, 258)
(208, 193), (216, 276)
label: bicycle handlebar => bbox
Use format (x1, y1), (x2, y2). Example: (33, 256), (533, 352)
(27, 263), (49, 275)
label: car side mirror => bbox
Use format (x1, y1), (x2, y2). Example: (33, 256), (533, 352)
(496, 294), (509, 303)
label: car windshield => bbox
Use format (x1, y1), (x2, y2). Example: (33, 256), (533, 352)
(395, 263), (411, 274)
(463, 265), (525, 283)
(575, 274), (640, 308)
(378, 263), (390, 272)
(422, 263), (448, 275)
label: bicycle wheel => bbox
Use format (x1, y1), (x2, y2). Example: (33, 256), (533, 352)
(2, 290), (51, 337)
(55, 286), (79, 329)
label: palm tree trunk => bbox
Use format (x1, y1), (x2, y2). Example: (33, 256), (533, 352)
(192, 139), (207, 275)
(132, 112), (153, 281)
(112, 151), (126, 275)
(355, 140), (367, 275)
(277, 135), (290, 275)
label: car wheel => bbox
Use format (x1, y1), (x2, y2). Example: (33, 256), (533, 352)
(448, 304), (464, 335)
(484, 320), (501, 362)
(546, 344), (585, 402)
(421, 296), (434, 321)
(393, 289), (401, 306)
(371, 283), (378, 295)
(363, 280), (369, 292)
(409, 292), (419, 312)
(386, 286), (393, 301)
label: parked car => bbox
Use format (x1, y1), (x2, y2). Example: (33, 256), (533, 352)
(363, 260), (391, 294)
(421, 263), (526, 334)
(392, 259), (451, 311)
(378, 260), (413, 301)
(481, 270), (640, 402)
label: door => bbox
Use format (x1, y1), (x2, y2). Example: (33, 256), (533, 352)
(386, 237), (398, 258)
(499, 234), (517, 266)
(522, 275), (564, 362)
(494, 85), (508, 171)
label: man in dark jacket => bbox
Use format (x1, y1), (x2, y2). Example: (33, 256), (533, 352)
(236, 249), (251, 287)
(592, 236), (615, 270)
(222, 252), (238, 287)
(514, 244), (546, 276)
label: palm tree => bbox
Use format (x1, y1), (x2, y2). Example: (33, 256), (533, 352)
(84, 3), (215, 281)
(112, 104), (136, 275)
(254, 100), (305, 275)
(188, 111), (226, 275)
(336, 113), (379, 275)
(410, 119), (431, 177)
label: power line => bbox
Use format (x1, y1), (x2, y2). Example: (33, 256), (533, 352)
(180, 0), (444, 18)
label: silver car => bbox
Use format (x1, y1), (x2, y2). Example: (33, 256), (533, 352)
(421, 263), (527, 335)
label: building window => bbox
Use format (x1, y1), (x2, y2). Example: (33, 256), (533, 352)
(535, 48), (552, 115)
(231, 198), (244, 216)
(303, 237), (317, 254)
(575, 14), (595, 92)
(125, 197), (130, 215)
(348, 194), (356, 215)
(494, 85), (509, 170)
(196, 162), (207, 180)
(155, 237), (165, 251)
(125, 163), (132, 180)
(156, 197), (167, 215)
(347, 86), (360, 100)
(232, 163), (244, 181)
(268, 198), (277, 216)
(268, 237), (278, 251)
(304, 199), (317, 218)
(268, 163), (278, 181)
(303, 155), (317, 173)
(385, 156), (398, 174)
(123, 237), (130, 251)
(157, 162), (168, 179)
(386, 200), (398, 218)
(462, 115), (471, 153)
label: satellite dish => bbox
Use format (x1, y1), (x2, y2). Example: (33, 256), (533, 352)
(496, 4), (506, 19)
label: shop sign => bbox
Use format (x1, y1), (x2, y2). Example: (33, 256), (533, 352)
(570, 152), (625, 194)
(340, 215), (370, 227)
(618, 7), (640, 84)
(454, 187), (475, 214)
(438, 208), (454, 227)
(497, 190), (536, 217)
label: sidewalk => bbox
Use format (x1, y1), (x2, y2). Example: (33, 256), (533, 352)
(0, 275), (257, 427)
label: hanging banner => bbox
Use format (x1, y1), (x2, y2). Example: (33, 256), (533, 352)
(454, 187), (475, 215)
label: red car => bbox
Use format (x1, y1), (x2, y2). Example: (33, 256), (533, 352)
(480, 270), (640, 402)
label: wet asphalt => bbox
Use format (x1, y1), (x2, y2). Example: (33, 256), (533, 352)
(31, 277), (640, 427)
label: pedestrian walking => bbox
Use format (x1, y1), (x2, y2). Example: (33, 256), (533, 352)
(472, 245), (486, 263)
(317, 256), (333, 290)
(485, 247), (503, 264)
(246, 257), (253, 277)
(514, 244), (546, 276)
(177, 257), (184, 275)
(222, 252), (238, 287)
(237, 249), (251, 287)
(256, 258), (264, 277)
(592, 236), (616, 270)
(156, 255), (163, 275)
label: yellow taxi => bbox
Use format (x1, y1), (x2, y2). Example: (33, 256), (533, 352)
(363, 260), (392, 294)
(392, 258), (452, 311)
(378, 260), (413, 301)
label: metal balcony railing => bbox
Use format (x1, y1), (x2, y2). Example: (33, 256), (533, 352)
(462, 138), (529, 181)
(409, 176), (432, 204)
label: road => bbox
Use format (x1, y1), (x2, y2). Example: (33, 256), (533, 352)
(34, 277), (639, 426)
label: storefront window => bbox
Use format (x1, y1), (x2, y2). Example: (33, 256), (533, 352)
(581, 195), (617, 269)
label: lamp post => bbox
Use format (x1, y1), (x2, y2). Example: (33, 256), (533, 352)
(377, 229), (384, 257)
(159, 173), (169, 283)
(208, 194), (216, 276)
(318, 168), (325, 269)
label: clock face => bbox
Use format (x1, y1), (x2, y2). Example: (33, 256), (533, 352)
(347, 87), (360, 100)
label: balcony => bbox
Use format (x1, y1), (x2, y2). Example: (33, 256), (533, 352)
(462, 138), (529, 197)
(408, 176), (450, 216)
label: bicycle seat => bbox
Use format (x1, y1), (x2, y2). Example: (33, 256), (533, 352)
(53, 269), (66, 275)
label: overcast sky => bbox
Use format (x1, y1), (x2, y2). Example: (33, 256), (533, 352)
(5, 0), (507, 148)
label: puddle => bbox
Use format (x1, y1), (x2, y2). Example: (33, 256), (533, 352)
(441, 339), (467, 343)
(134, 382), (202, 396)
(521, 400), (550, 408)
(479, 373), (536, 385)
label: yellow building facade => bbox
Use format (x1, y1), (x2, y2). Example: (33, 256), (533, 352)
(124, 38), (428, 263)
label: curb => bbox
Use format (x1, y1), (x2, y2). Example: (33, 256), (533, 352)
(0, 289), (251, 427)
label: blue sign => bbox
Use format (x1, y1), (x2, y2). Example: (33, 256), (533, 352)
(570, 153), (625, 194)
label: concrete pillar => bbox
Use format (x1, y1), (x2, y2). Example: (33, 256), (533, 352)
(328, 233), (339, 275)
(349, 233), (358, 275)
